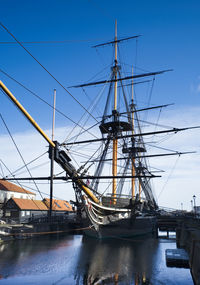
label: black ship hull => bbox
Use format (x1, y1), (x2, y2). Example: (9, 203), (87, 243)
(83, 196), (157, 239)
(84, 215), (156, 239)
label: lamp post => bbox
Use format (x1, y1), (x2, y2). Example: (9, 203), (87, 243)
(181, 203), (183, 212)
(193, 195), (196, 217)
(191, 200), (193, 212)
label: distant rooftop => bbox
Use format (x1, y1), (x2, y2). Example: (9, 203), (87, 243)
(43, 198), (73, 212)
(0, 179), (35, 195)
(12, 198), (48, 211)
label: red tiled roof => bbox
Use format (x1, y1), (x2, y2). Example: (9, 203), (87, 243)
(12, 198), (48, 211)
(43, 198), (73, 211)
(0, 180), (35, 195)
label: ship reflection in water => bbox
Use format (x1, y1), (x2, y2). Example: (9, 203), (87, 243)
(77, 236), (155, 284)
(0, 234), (193, 284)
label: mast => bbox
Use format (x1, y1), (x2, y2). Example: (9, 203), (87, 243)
(49, 89), (56, 221)
(112, 20), (118, 204)
(131, 67), (135, 198)
(138, 164), (142, 200)
(52, 89), (56, 141)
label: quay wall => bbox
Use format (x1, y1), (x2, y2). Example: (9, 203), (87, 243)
(0, 219), (81, 242)
(176, 218), (200, 285)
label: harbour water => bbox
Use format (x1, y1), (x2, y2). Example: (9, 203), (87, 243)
(0, 234), (193, 284)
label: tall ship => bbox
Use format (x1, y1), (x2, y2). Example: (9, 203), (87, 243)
(0, 22), (195, 239)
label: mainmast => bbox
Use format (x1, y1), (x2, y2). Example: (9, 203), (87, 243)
(112, 20), (118, 204)
(65, 24), (177, 208)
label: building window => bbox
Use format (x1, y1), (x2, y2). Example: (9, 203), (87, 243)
(5, 211), (11, 217)
(55, 202), (61, 208)
(21, 211), (25, 216)
(26, 211), (30, 216)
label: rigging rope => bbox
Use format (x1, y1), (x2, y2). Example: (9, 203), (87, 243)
(63, 76), (110, 144)
(17, 182), (71, 200)
(158, 155), (180, 199)
(146, 142), (180, 153)
(153, 107), (162, 134)
(0, 159), (46, 215)
(12, 161), (50, 177)
(0, 25), (143, 182)
(0, 68), (98, 140)
(0, 161), (4, 177)
(0, 114), (44, 201)
(64, 121), (100, 144)
(0, 22), (105, 130)
(0, 38), (107, 44)
(6, 151), (48, 177)
(95, 47), (107, 67)
(144, 77), (155, 122)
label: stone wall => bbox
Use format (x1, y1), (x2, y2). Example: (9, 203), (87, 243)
(176, 219), (200, 285)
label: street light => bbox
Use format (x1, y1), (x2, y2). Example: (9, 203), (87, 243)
(191, 200), (193, 212)
(181, 203), (183, 211)
(193, 195), (196, 217)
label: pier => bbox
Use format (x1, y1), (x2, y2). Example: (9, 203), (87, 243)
(157, 213), (200, 285)
(0, 214), (83, 242)
(176, 217), (200, 285)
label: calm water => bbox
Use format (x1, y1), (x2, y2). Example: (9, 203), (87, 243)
(0, 234), (193, 285)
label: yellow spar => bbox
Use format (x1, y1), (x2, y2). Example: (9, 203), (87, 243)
(0, 80), (100, 204)
(0, 80), (55, 148)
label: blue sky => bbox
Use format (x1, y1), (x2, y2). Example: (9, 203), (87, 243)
(1, 0), (200, 208)
(1, 0), (200, 131)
